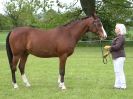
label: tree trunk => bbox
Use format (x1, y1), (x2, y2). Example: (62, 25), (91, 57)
(80, 0), (95, 16)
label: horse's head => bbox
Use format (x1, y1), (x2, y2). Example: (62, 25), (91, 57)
(88, 14), (107, 40)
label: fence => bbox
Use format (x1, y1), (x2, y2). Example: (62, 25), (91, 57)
(77, 40), (133, 47)
(0, 40), (133, 51)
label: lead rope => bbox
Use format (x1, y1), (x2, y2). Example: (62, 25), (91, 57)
(100, 40), (107, 64)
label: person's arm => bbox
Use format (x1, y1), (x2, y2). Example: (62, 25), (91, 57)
(110, 36), (124, 51)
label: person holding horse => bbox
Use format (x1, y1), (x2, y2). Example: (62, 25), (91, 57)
(104, 23), (127, 89)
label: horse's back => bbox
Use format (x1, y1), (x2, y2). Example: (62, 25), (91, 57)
(9, 27), (75, 57)
(9, 27), (58, 57)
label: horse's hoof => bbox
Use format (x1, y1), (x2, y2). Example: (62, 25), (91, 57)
(61, 86), (66, 90)
(59, 82), (66, 90)
(13, 83), (19, 89)
(25, 83), (31, 87)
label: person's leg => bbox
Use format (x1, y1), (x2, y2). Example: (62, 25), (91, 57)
(118, 57), (126, 89)
(113, 59), (121, 88)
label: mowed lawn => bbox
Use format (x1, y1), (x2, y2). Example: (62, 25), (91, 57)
(0, 47), (133, 99)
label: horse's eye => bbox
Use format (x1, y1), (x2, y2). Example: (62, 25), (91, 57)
(97, 23), (102, 27)
(93, 21), (97, 25)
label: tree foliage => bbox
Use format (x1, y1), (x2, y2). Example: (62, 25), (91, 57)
(5, 0), (41, 27)
(0, 14), (12, 29)
(80, 0), (133, 38)
(0, 0), (132, 39)
(98, 0), (132, 34)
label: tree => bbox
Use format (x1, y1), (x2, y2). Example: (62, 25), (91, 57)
(97, 0), (133, 37)
(80, 0), (133, 38)
(0, 14), (12, 29)
(42, 8), (82, 29)
(80, 0), (95, 16)
(41, 0), (54, 13)
(5, 0), (41, 27)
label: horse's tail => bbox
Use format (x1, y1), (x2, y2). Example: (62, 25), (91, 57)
(6, 32), (13, 67)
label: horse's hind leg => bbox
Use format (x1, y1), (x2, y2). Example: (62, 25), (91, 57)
(18, 54), (31, 87)
(12, 55), (20, 88)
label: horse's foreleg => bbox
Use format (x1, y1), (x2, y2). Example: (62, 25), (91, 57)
(58, 54), (67, 90)
(19, 54), (31, 87)
(12, 56), (20, 88)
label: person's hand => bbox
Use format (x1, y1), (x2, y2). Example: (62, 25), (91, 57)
(104, 45), (111, 50)
(103, 51), (110, 58)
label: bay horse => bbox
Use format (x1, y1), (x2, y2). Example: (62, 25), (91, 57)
(6, 14), (107, 90)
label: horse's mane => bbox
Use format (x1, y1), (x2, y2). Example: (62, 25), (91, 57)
(62, 16), (91, 27)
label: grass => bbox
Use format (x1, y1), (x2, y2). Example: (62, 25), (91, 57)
(0, 32), (8, 42)
(0, 47), (133, 99)
(0, 31), (133, 99)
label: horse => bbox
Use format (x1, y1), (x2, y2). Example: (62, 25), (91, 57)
(6, 14), (107, 90)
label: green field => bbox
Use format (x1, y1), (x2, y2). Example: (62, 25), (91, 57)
(0, 47), (133, 99)
(0, 32), (8, 42)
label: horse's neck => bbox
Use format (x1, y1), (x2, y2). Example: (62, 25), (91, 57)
(69, 21), (89, 42)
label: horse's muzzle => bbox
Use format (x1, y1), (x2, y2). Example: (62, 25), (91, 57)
(100, 35), (107, 40)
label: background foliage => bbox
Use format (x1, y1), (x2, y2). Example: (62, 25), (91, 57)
(0, 0), (133, 40)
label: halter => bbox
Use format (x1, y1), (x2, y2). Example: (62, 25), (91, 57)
(100, 40), (107, 64)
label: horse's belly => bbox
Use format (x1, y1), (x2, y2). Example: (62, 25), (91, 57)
(27, 41), (58, 57)
(28, 50), (58, 58)
(36, 53), (58, 58)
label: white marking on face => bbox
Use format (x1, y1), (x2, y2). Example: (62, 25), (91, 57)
(102, 26), (107, 38)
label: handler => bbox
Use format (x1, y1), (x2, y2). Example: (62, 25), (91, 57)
(104, 23), (127, 89)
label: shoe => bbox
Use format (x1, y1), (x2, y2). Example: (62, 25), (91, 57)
(120, 88), (126, 90)
(113, 87), (126, 90)
(121, 83), (126, 89)
(113, 87), (121, 89)
(120, 86), (126, 90)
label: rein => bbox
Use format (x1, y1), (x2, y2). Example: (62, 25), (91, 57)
(100, 40), (107, 64)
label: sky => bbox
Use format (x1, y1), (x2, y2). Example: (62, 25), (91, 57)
(0, 0), (81, 14)
(0, 0), (6, 14)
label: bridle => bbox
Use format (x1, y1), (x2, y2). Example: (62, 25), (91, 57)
(93, 19), (103, 37)
(100, 40), (108, 64)
(90, 18), (108, 64)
